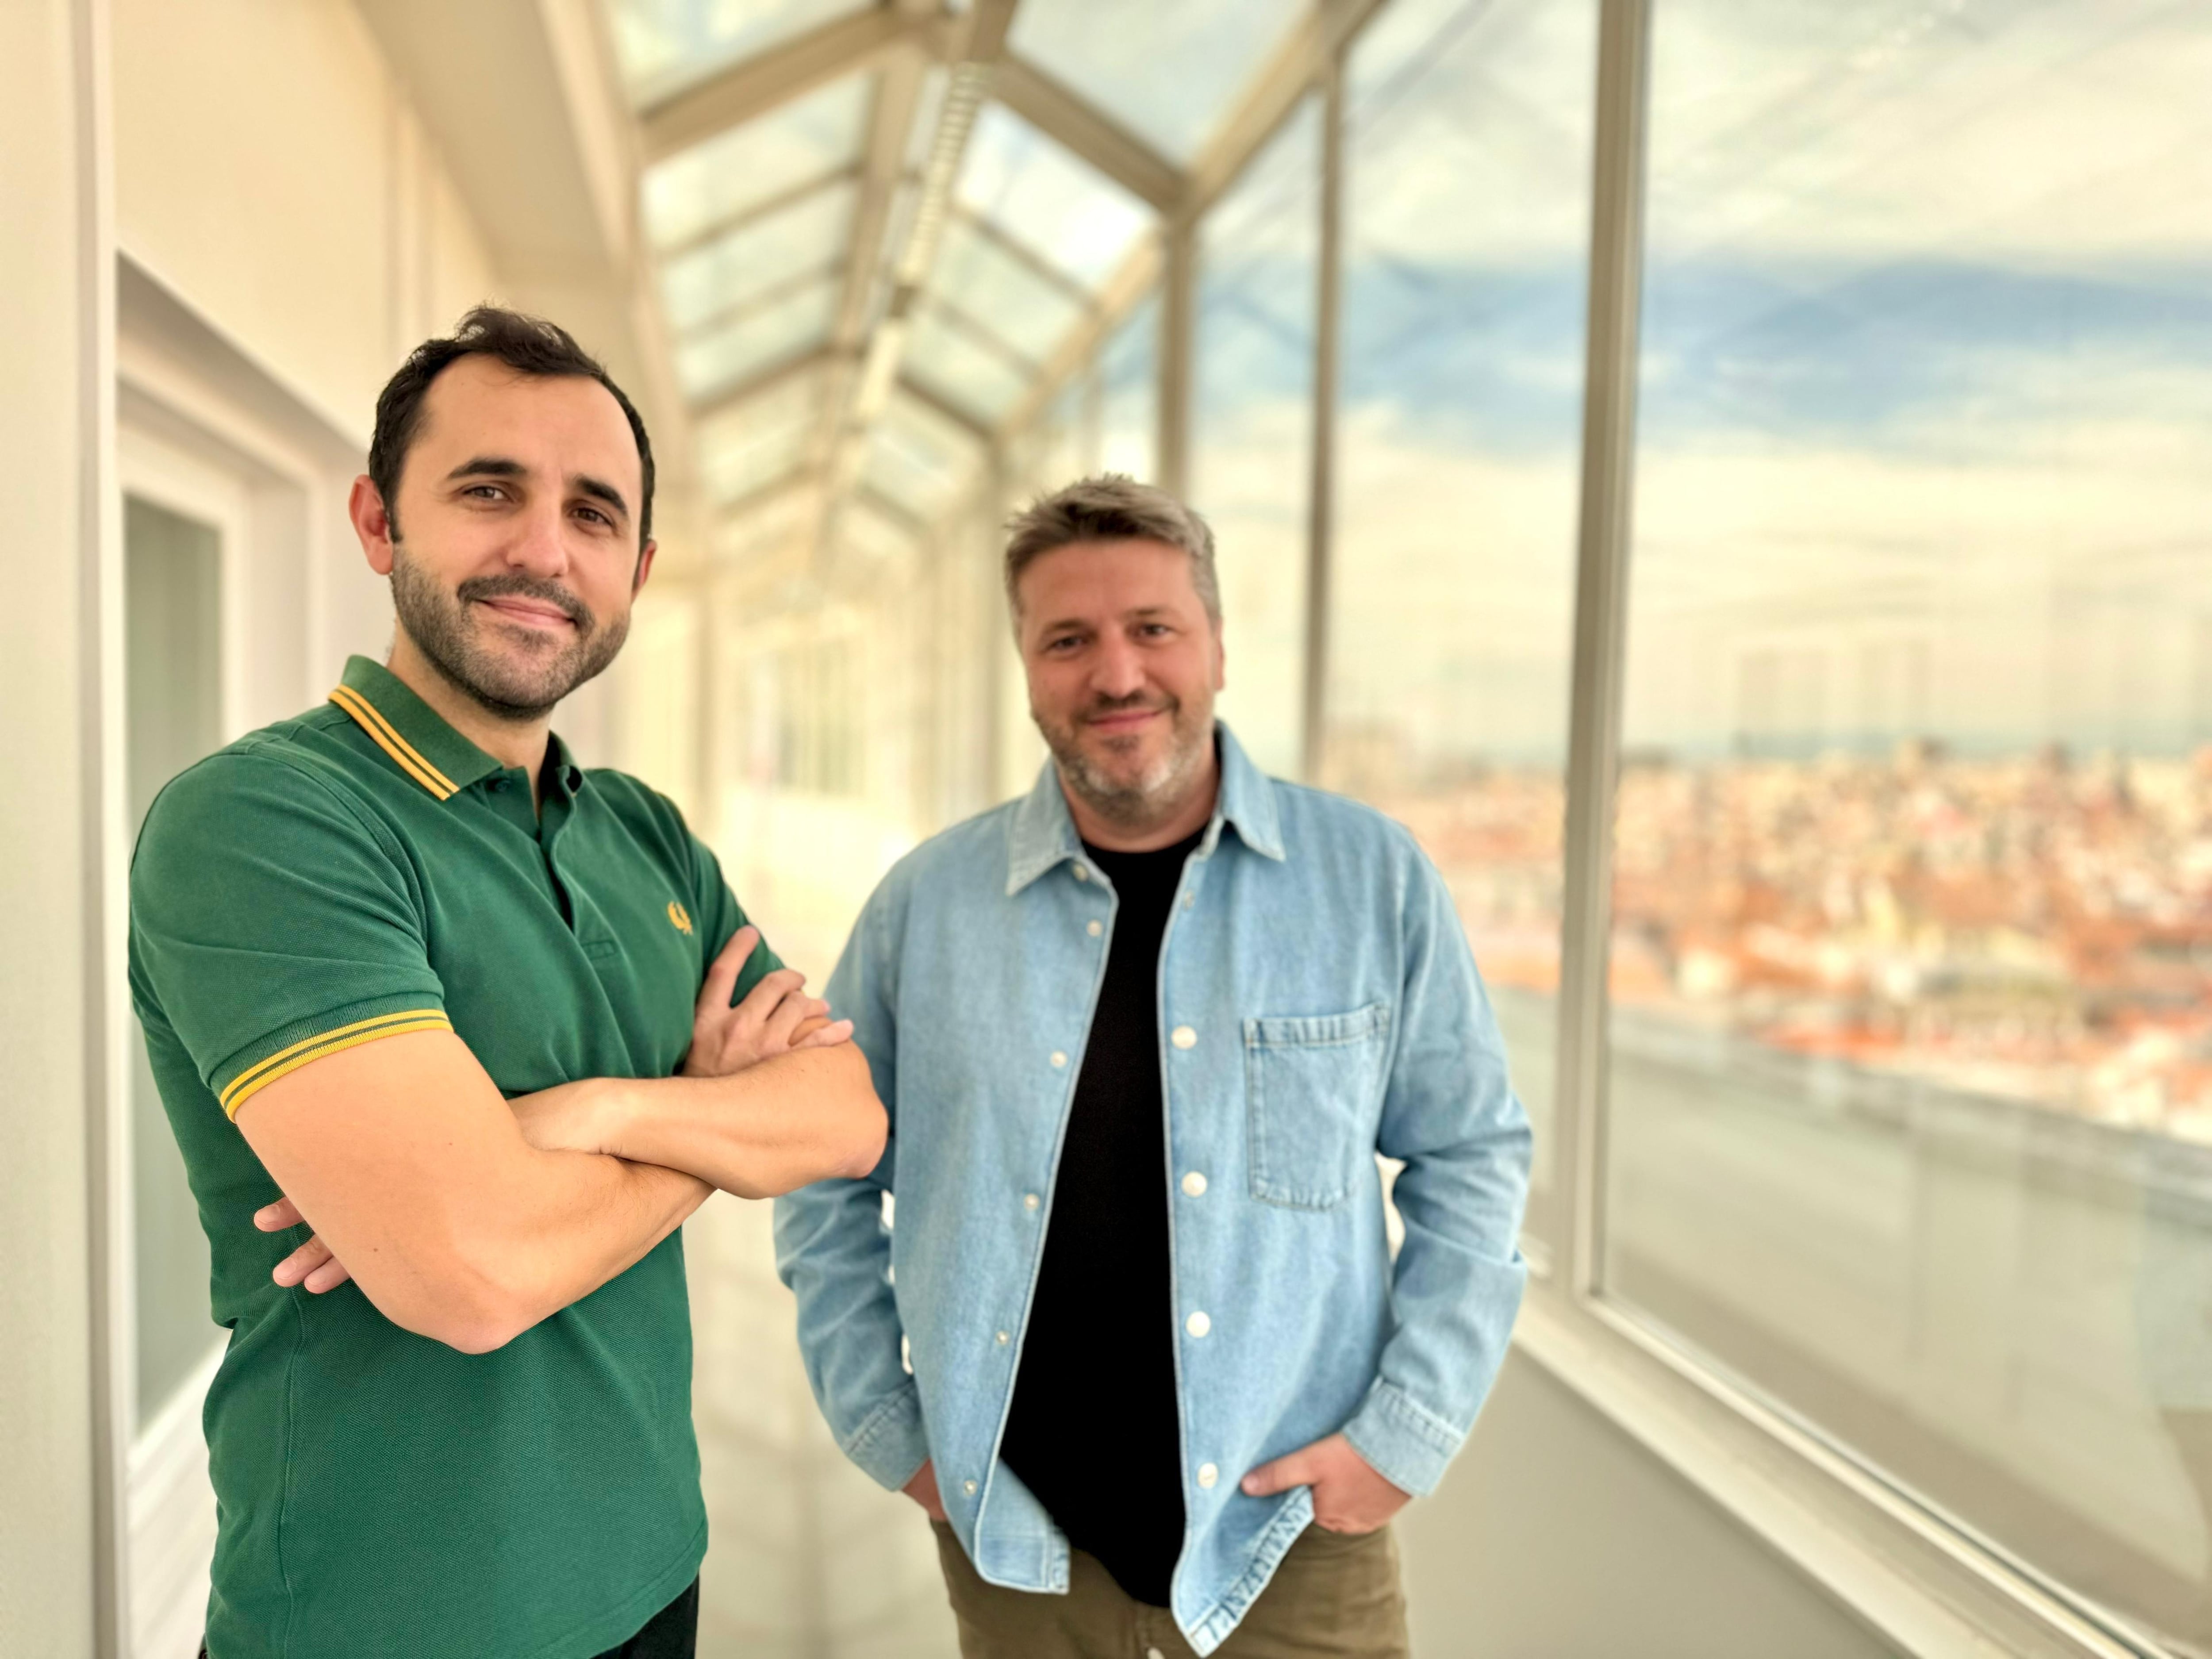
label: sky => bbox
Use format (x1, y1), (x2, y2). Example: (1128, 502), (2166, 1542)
(1187, 0), (2212, 770)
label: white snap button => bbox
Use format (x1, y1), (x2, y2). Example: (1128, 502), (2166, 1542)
(1171, 1025), (1197, 1050)
(1186, 1310), (1211, 1338)
(1050, 1050), (1068, 1068)
(1197, 1463), (1218, 1489)
(1181, 1171), (1208, 1198)
(1147, 1649), (1167, 1659)
(996, 1330), (1010, 1345)
(1071, 864), (1089, 882)
(886, 1265), (895, 1285)
(1023, 1192), (1040, 1211)
(1182, 893), (1194, 908)
(964, 1479), (978, 1496)
(1087, 919), (1102, 937)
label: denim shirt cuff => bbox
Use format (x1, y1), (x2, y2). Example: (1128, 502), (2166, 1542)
(1343, 1379), (1465, 1498)
(843, 1381), (931, 1492)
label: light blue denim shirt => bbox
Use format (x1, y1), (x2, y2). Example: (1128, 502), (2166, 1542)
(775, 725), (1531, 1654)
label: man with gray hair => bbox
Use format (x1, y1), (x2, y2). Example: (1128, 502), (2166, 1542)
(776, 474), (1531, 1656)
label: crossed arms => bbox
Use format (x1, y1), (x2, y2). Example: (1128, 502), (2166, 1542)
(240, 926), (886, 1353)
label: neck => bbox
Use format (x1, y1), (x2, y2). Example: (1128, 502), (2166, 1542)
(385, 633), (551, 776)
(1060, 743), (1220, 853)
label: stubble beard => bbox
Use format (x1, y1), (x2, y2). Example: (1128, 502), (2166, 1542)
(389, 542), (629, 722)
(1037, 691), (1214, 835)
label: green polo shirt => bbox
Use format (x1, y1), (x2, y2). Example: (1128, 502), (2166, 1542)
(128, 656), (782, 1659)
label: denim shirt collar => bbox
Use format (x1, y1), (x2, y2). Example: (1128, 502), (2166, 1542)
(1004, 721), (1286, 897)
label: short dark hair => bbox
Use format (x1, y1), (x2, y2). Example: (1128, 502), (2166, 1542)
(368, 306), (656, 548)
(1002, 474), (1221, 626)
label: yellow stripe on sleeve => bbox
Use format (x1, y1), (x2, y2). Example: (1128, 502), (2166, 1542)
(220, 1010), (452, 1118)
(328, 686), (460, 799)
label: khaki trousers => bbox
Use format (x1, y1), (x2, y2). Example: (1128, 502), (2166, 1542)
(932, 1520), (1411, 1659)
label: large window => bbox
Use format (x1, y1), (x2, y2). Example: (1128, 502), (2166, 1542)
(1194, 96), (1322, 779)
(1330, 0), (1598, 1225)
(1604, 4), (2212, 1647)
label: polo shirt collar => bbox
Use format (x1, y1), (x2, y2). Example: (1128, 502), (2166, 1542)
(329, 656), (503, 801)
(1003, 720), (1285, 897)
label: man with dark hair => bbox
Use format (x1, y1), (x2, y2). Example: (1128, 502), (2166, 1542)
(130, 307), (887, 1659)
(777, 474), (1532, 1656)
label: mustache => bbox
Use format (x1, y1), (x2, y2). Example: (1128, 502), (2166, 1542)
(457, 573), (591, 630)
(1081, 691), (1175, 722)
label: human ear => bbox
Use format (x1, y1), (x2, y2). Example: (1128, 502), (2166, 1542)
(349, 475), (397, 577)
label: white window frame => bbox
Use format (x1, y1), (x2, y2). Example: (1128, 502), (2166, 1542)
(94, 251), (375, 1659)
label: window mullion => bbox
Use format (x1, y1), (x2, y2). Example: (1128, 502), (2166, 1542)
(1552, 0), (1653, 1300)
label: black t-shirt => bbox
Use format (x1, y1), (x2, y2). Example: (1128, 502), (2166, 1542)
(998, 830), (1203, 1608)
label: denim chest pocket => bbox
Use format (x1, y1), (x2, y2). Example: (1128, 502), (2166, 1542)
(1243, 1002), (1392, 1210)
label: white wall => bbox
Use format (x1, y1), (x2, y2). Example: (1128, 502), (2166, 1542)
(111, 0), (498, 444)
(1403, 1352), (1902, 1659)
(0, 0), (104, 1651)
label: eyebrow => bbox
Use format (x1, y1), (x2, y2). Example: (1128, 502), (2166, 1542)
(1040, 606), (1175, 634)
(443, 456), (630, 525)
(445, 455), (527, 481)
(573, 473), (631, 526)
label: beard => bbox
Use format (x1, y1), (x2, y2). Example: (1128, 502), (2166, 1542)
(1034, 688), (1214, 832)
(389, 545), (628, 722)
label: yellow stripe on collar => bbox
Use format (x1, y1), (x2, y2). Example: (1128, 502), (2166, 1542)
(329, 684), (461, 799)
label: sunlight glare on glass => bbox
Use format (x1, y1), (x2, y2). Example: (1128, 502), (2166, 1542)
(954, 104), (1152, 289)
(1006, 0), (1302, 163)
(606, 0), (872, 106)
(643, 74), (870, 252)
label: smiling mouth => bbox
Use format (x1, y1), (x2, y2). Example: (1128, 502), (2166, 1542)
(474, 595), (578, 632)
(1086, 707), (1164, 733)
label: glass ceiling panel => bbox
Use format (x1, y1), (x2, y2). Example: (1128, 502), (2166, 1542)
(711, 424), (815, 506)
(643, 75), (870, 252)
(903, 308), (1032, 425)
(955, 105), (1152, 289)
(607, 0), (872, 108)
(930, 218), (1089, 364)
(839, 495), (918, 568)
(712, 485), (813, 564)
(675, 277), (837, 401)
(1006, 0), (1303, 163)
(697, 372), (822, 503)
(861, 388), (983, 519)
(659, 181), (855, 333)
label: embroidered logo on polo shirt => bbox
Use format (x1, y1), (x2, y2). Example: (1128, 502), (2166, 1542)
(668, 901), (694, 934)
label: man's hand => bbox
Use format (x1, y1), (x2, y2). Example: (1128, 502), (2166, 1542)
(1240, 1432), (1410, 1535)
(258, 924), (861, 1296)
(680, 925), (851, 1078)
(902, 1458), (949, 1522)
(258, 1195), (351, 1293)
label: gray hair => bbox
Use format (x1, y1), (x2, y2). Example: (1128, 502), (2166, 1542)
(1002, 474), (1221, 626)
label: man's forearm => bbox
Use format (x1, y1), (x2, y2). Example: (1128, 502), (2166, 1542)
(494, 1152), (710, 1336)
(544, 1042), (885, 1199)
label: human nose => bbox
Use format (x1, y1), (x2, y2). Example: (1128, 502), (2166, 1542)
(1089, 633), (1147, 699)
(503, 497), (569, 578)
